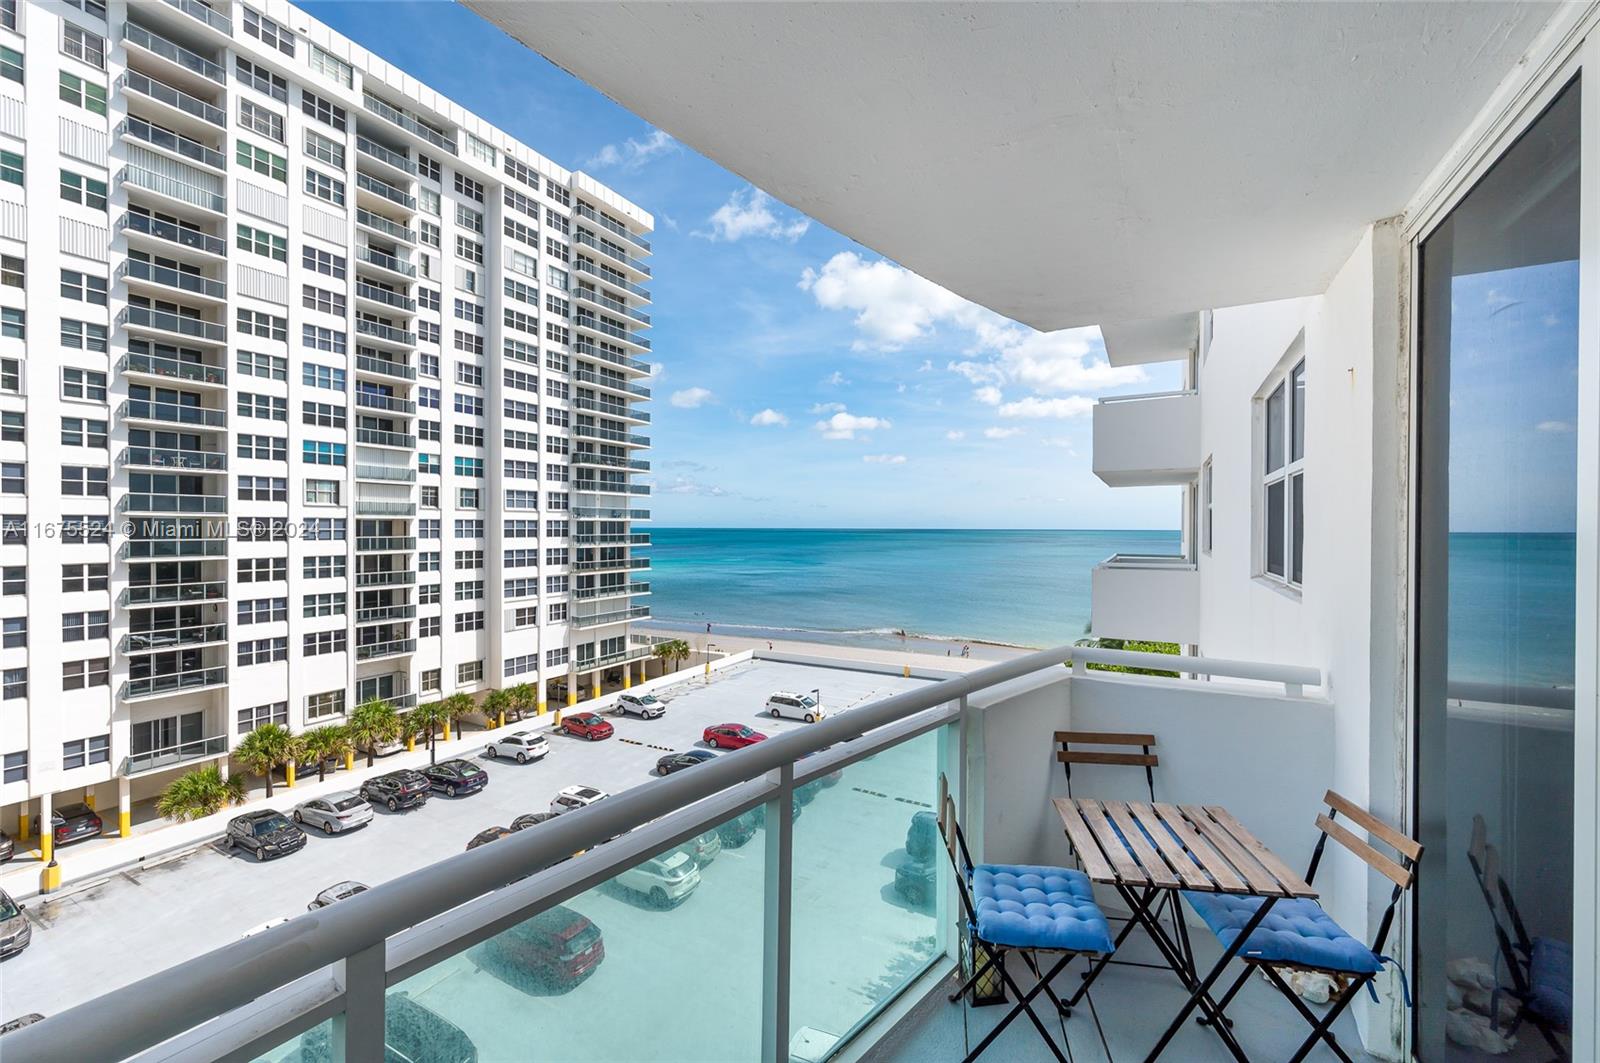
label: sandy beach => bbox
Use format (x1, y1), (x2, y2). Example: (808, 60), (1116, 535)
(645, 624), (1035, 674)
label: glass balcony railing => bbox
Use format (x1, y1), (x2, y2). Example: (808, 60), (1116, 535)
(354, 281), (417, 312)
(119, 350), (227, 387)
(122, 734), (228, 778)
(362, 93), (457, 153)
(356, 171), (417, 211)
(356, 639), (417, 661)
(355, 535), (417, 552)
(575, 424), (650, 446)
(573, 532), (651, 546)
(574, 259), (651, 302)
(119, 165), (226, 215)
(356, 135), (418, 175)
(354, 603), (417, 624)
(573, 286), (651, 325)
(119, 258), (227, 301)
(572, 606), (651, 628)
(574, 480), (652, 496)
(119, 445), (226, 472)
(356, 353), (417, 381)
(119, 305), (226, 343)
(570, 506), (652, 520)
(118, 70), (226, 127)
(574, 202), (651, 253)
(356, 246), (417, 278)
(161, 0), (232, 35)
(355, 569), (416, 586)
(573, 229), (652, 277)
(123, 665), (228, 701)
(571, 581), (650, 601)
(575, 312), (651, 350)
(122, 22), (226, 84)
(571, 451), (651, 471)
(573, 370), (651, 399)
(574, 340), (651, 375)
(118, 116), (226, 171)
(355, 428), (416, 449)
(119, 399), (227, 428)
(355, 390), (416, 414)
(118, 493), (228, 515)
(354, 464), (417, 483)
(574, 397), (650, 423)
(355, 319), (416, 347)
(118, 211), (227, 256)
(119, 538), (228, 560)
(120, 580), (227, 606)
(355, 208), (416, 244)
(572, 557), (651, 573)
(121, 623), (228, 653)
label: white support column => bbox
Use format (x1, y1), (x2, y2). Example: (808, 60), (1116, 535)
(761, 762), (794, 1063)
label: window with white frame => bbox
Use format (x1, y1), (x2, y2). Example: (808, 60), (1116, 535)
(1260, 356), (1305, 586)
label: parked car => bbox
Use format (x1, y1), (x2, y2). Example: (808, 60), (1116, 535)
(894, 858), (938, 908)
(905, 810), (939, 862)
(292, 791), (373, 835)
(33, 803), (103, 848)
(511, 811), (558, 832)
(226, 810), (306, 862)
(561, 712), (614, 741)
(298, 992), (477, 1063)
(421, 758), (489, 797)
(0, 830), (12, 863)
(467, 827), (514, 851)
(551, 785), (609, 815)
(307, 881), (369, 911)
(765, 690), (825, 722)
(483, 905), (604, 989)
(615, 692), (666, 719)
(718, 808), (761, 850)
(676, 829), (723, 868)
(0, 889), (30, 959)
(617, 850), (701, 908)
(361, 769), (431, 812)
(0, 1013), (43, 1035)
(656, 749), (718, 775)
(485, 731), (549, 764)
(704, 723), (767, 749)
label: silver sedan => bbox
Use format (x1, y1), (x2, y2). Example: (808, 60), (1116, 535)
(291, 791), (374, 835)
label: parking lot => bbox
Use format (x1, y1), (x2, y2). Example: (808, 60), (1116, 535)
(0, 660), (938, 1045)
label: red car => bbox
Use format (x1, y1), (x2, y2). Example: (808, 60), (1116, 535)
(703, 723), (767, 749)
(562, 712), (614, 741)
(484, 904), (604, 989)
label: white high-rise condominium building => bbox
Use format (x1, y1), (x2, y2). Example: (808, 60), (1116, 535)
(0, 0), (654, 842)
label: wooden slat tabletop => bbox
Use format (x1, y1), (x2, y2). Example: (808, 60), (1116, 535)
(1054, 798), (1317, 898)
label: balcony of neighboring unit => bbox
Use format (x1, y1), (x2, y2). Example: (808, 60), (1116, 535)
(355, 390), (416, 416)
(120, 580), (227, 607)
(119, 398), (227, 430)
(355, 172), (417, 213)
(356, 135), (419, 180)
(1089, 553), (1200, 646)
(572, 606), (651, 629)
(118, 211), (227, 260)
(355, 603), (416, 625)
(573, 229), (651, 278)
(355, 208), (416, 247)
(120, 537), (227, 560)
(1100, 314), (1201, 369)
(119, 445), (226, 474)
(354, 499), (417, 517)
(356, 638), (417, 662)
(573, 203), (651, 254)
(355, 466), (416, 486)
(122, 665), (227, 702)
(118, 492), (228, 516)
(118, 258), (227, 305)
(573, 397), (650, 424)
(361, 93), (457, 154)
(574, 259), (651, 304)
(119, 164), (226, 217)
(355, 351), (417, 382)
(122, 21), (226, 92)
(581, 645), (656, 672)
(355, 282), (417, 315)
(575, 312), (651, 353)
(119, 305), (226, 346)
(1091, 389), (1202, 487)
(571, 507), (651, 521)
(575, 423), (650, 448)
(120, 623), (228, 655)
(355, 535), (416, 553)
(356, 246), (417, 280)
(572, 556), (652, 573)
(571, 581), (650, 601)
(119, 70), (228, 135)
(117, 116), (226, 174)
(573, 370), (650, 400)
(122, 733), (228, 778)
(572, 286), (651, 327)
(573, 532), (651, 546)
(574, 341), (650, 376)
(355, 319), (416, 351)
(119, 350), (228, 391)
(157, 0), (233, 36)
(355, 569), (416, 587)
(573, 479), (652, 497)
(571, 452), (651, 472)
(354, 427), (416, 450)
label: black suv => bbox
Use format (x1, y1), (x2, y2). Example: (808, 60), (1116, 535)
(361, 769), (431, 812)
(34, 804), (103, 849)
(226, 810), (307, 862)
(420, 759), (488, 798)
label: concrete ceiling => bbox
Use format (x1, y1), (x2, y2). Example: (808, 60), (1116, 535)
(468, 2), (1556, 332)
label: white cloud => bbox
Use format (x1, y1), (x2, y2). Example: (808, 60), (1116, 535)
(824, 370), (848, 386)
(749, 408), (789, 427)
(1537, 420), (1575, 433)
(998, 395), (1096, 419)
(810, 401), (846, 414)
(973, 386), (1003, 406)
(585, 129), (678, 172)
(862, 454), (908, 465)
(670, 387), (714, 409)
(702, 187), (811, 243)
(1040, 436), (1078, 454)
(663, 476), (727, 497)
(984, 426), (1024, 440)
(945, 430), (966, 441)
(918, 360), (934, 372)
(814, 410), (891, 440)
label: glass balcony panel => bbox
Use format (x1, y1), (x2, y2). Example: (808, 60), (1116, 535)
(247, 1018), (333, 1063)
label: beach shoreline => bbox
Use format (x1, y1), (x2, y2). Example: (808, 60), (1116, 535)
(641, 623), (1034, 672)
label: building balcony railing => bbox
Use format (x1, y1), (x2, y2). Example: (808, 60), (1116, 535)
(575, 424), (650, 447)
(119, 399), (227, 429)
(573, 557), (652, 573)
(355, 390), (416, 415)
(354, 603), (417, 625)
(120, 580), (227, 607)
(356, 135), (417, 176)
(574, 259), (651, 303)
(571, 581), (650, 601)
(573, 202), (651, 253)
(574, 480), (652, 496)
(356, 246), (417, 279)
(575, 312), (652, 350)
(357, 639), (417, 662)
(573, 532), (650, 546)
(118, 493), (228, 516)
(355, 352), (416, 381)
(354, 464), (417, 483)
(355, 319), (417, 347)
(354, 500), (418, 518)
(354, 570), (416, 587)
(355, 535), (417, 553)
(119, 445), (227, 473)
(1091, 389), (1202, 488)
(573, 228), (652, 277)
(118, 116), (227, 172)
(119, 165), (226, 216)
(355, 208), (416, 246)
(122, 734), (228, 778)
(118, 71), (226, 128)
(160, 0), (233, 36)
(572, 606), (651, 629)
(354, 428), (416, 449)
(573, 340), (651, 375)
(119, 350), (227, 388)
(573, 397), (650, 423)
(119, 538), (228, 560)
(355, 171), (417, 211)
(573, 286), (651, 326)
(119, 258), (227, 302)
(122, 665), (228, 702)
(121, 623), (228, 654)
(362, 93), (457, 154)
(571, 507), (651, 521)
(120, 305), (227, 344)
(579, 645), (657, 672)
(122, 21), (226, 84)
(571, 451), (651, 471)
(573, 369), (651, 399)
(354, 282), (417, 313)
(118, 211), (227, 257)
(1090, 553), (1200, 645)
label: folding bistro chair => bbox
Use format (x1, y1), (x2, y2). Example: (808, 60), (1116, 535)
(937, 775), (1115, 1063)
(1055, 731), (1196, 985)
(1180, 791), (1421, 1063)
(1468, 814), (1571, 1061)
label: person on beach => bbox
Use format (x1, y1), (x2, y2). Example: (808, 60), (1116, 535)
(706, 622), (712, 634)
(962, 643), (970, 658)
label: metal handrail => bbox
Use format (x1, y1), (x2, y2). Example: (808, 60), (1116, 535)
(120, 305), (227, 343)
(574, 480), (652, 496)
(355, 390), (415, 414)
(571, 582), (650, 599)
(355, 319), (416, 346)
(355, 171), (416, 210)
(354, 282), (416, 312)
(118, 211), (227, 256)
(122, 22), (226, 83)
(573, 370), (650, 398)
(122, 734), (229, 777)
(573, 340), (650, 375)
(354, 464), (416, 483)
(356, 246), (416, 278)
(573, 202), (651, 252)
(573, 285), (651, 325)
(355, 353), (416, 380)
(161, 0), (232, 35)
(355, 209), (416, 245)
(575, 312), (652, 350)
(119, 116), (227, 171)
(357, 639), (416, 661)
(573, 228), (652, 277)
(119, 351), (228, 387)
(119, 258), (227, 301)
(122, 665), (228, 701)
(573, 397), (651, 422)
(118, 70), (226, 127)
(573, 606), (651, 627)
(1096, 388), (1199, 405)
(361, 93), (456, 153)
(354, 428), (415, 448)
(574, 259), (651, 301)
(120, 165), (227, 215)
(356, 135), (417, 175)
(120, 580), (227, 606)
(119, 399), (227, 428)
(571, 451), (650, 470)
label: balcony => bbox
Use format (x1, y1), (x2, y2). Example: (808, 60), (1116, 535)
(357, 638), (417, 662)
(572, 606), (651, 628)
(354, 603), (417, 624)
(119, 211), (227, 259)
(574, 259), (651, 303)
(355, 500), (418, 518)
(573, 556), (652, 573)
(119, 258), (227, 303)
(355, 208), (416, 246)
(575, 424), (650, 447)
(122, 22), (226, 86)
(355, 282), (417, 313)
(573, 285), (652, 326)
(574, 202), (652, 253)
(356, 246), (417, 280)
(1091, 390), (1201, 487)
(573, 370), (651, 399)
(119, 165), (226, 217)
(582, 645), (657, 671)
(574, 532), (651, 546)
(574, 480), (652, 496)
(571, 581), (650, 601)
(355, 570), (416, 587)
(121, 623), (228, 653)
(118, 71), (226, 130)
(355, 352), (417, 381)
(354, 465), (417, 483)
(575, 312), (652, 352)
(571, 452), (650, 473)
(356, 391), (417, 415)
(355, 319), (417, 349)
(356, 135), (418, 177)
(362, 93), (457, 154)
(120, 580), (227, 607)
(122, 734), (228, 778)
(119, 351), (227, 390)
(355, 535), (417, 552)
(119, 493), (228, 516)
(574, 397), (650, 423)
(574, 341), (651, 375)
(118, 116), (226, 173)
(571, 507), (651, 520)
(120, 538), (228, 560)
(120, 305), (227, 345)
(119, 398), (227, 430)
(573, 228), (652, 278)
(356, 171), (417, 212)
(120, 445), (226, 473)
(1090, 553), (1200, 645)
(160, 0), (232, 34)
(355, 428), (416, 449)
(122, 665), (227, 702)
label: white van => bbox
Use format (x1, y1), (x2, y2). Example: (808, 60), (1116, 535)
(765, 691), (824, 723)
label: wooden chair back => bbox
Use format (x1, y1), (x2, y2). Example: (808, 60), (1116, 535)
(1054, 730), (1159, 801)
(1312, 790), (1423, 890)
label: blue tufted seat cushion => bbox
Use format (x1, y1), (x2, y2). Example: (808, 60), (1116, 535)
(1528, 937), (1572, 1029)
(1181, 892), (1380, 974)
(972, 863), (1114, 954)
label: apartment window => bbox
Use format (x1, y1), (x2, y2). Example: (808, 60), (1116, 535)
(238, 637), (288, 666)
(302, 440), (347, 466)
(504, 218), (538, 247)
(505, 279), (538, 307)
(238, 309), (289, 341)
(546, 648), (568, 669)
(302, 363), (346, 390)
(455, 203), (484, 235)
(453, 173), (484, 203)
(62, 24), (104, 68)
(418, 551), (440, 573)
(238, 351), (287, 380)
(0, 255), (19, 291)
(1, 616), (22, 647)
(304, 129), (343, 167)
(59, 169), (107, 209)
(545, 379), (569, 402)
(62, 368), (106, 401)
(239, 557), (289, 583)
(60, 270), (107, 304)
(458, 660), (484, 684)
(305, 168), (345, 206)
(62, 735), (110, 770)
(303, 324), (346, 353)
(1260, 357), (1305, 586)
(453, 298), (484, 325)
(304, 592), (345, 618)
(302, 89), (346, 131)
(242, 8), (295, 55)
(237, 475), (287, 502)
(418, 220), (440, 249)
(306, 689), (345, 721)
(513, 605), (538, 628)
(545, 209), (571, 236)
(61, 319), (108, 352)
(0, 148), (19, 186)
(304, 518), (346, 541)
(304, 478), (340, 506)
(505, 489), (538, 510)
(458, 488), (481, 510)
(504, 548), (536, 568)
(236, 141), (287, 182)
(238, 597), (287, 623)
(62, 611), (108, 641)
(547, 407), (571, 430)
(418, 454), (440, 476)
(61, 418), (107, 448)
(456, 580), (484, 602)
(304, 555), (344, 579)
(308, 43), (352, 87)
(237, 434), (287, 462)
(506, 310), (538, 336)
(455, 236), (483, 265)
(0, 566), (19, 594)
(237, 225), (288, 261)
(304, 630), (346, 657)
(0, 410), (17, 441)
(545, 238), (569, 264)
(419, 582), (440, 606)
(239, 99), (285, 142)
(545, 294), (570, 319)
(239, 393), (288, 421)
(58, 72), (106, 115)
(303, 246), (347, 279)
(236, 57), (287, 101)
(65, 0), (108, 19)
(238, 701), (287, 733)
(302, 285), (346, 317)
(546, 574), (569, 595)
(419, 287), (441, 312)
(418, 321), (440, 344)
(454, 424), (483, 447)
(1, 749), (23, 781)
(465, 133), (496, 166)
(419, 187), (440, 216)
(60, 465), (107, 496)
(546, 464), (568, 483)
(503, 187), (539, 222)
(62, 657), (108, 690)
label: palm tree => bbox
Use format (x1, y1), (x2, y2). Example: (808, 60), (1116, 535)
(348, 697), (400, 768)
(507, 681), (537, 720)
(654, 638), (692, 676)
(443, 692), (475, 740)
(233, 724), (299, 800)
(482, 688), (511, 730)
(157, 765), (246, 822)
(299, 725), (348, 783)
(409, 700), (448, 765)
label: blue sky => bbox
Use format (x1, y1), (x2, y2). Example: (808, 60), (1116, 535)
(306, 1), (1183, 529)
